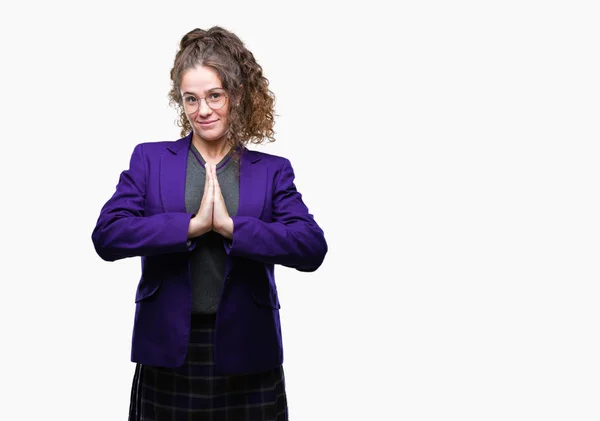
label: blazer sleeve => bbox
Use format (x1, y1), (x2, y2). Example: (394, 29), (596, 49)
(225, 157), (328, 272)
(91, 143), (195, 262)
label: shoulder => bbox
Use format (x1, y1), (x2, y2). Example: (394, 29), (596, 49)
(243, 149), (300, 187)
(132, 134), (191, 157)
(243, 148), (291, 168)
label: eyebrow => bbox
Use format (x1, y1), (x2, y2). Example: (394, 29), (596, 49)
(182, 87), (224, 96)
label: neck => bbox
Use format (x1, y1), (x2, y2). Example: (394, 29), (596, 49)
(191, 135), (231, 162)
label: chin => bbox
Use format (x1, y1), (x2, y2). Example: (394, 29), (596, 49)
(195, 131), (227, 143)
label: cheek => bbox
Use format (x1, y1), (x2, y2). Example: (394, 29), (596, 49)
(218, 110), (230, 125)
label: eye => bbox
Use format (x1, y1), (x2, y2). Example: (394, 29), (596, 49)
(208, 92), (223, 100)
(184, 96), (198, 103)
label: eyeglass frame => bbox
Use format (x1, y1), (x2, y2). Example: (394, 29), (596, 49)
(180, 88), (230, 113)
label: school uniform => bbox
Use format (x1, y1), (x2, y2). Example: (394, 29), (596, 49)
(92, 132), (327, 420)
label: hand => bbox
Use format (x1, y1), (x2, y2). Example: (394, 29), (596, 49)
(188, 164), (214, 238)
(208, 163), (234, 239)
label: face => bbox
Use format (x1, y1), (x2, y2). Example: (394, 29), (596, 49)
(180, 65), (230, 144)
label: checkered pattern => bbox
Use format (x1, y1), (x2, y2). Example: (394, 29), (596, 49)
(129, 314), (288, 421)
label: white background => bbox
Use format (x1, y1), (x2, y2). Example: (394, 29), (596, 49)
(1, 1), (599, 420)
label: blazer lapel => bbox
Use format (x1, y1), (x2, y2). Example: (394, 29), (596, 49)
(159, 137), (266, 219)
(160, 133), (192, 213)
(237, 148), (266, 219)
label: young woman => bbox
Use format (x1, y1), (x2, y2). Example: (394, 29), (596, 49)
(92, 26), (328, 421)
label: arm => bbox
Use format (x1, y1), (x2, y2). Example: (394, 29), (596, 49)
(224, 158), (328, 272)
(91, 143), (196, 262)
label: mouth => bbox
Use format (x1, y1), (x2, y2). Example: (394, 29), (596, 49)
(197, 120), (218, 126)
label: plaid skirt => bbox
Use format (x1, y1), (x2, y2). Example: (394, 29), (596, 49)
(129, 313), (288, 421)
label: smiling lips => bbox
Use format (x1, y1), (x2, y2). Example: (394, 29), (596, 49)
(198, 120), (218, 126)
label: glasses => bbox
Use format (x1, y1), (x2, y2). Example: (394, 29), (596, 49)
(181, 89), (229, 114)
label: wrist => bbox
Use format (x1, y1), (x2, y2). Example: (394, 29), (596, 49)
(215, 217), (234, 239)
(188, 216), (211, 238)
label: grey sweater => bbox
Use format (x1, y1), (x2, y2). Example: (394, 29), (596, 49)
(185, 145), (239, 314)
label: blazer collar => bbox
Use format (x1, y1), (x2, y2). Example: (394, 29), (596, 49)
(166, 131), (261, 163)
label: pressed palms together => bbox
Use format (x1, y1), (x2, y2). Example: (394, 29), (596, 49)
(188, 163), (234, 240)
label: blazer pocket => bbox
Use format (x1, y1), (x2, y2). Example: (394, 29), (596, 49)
(135, 276), (161, 302)
(251, 284), (281, 309)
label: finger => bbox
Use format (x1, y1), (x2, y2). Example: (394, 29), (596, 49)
(211, 164), (218, 187)
(211, 163), (217, 183)
(202, 164), (211, 198)
(209, 164), (216, 194)
(213, 166), (223, 197)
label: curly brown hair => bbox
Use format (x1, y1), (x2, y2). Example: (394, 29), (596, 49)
(168, 26), (276, 165)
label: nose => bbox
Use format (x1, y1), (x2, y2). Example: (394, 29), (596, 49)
(197, 98), (213, 117)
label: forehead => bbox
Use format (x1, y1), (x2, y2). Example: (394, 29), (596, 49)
(180, 65), (223, 93)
